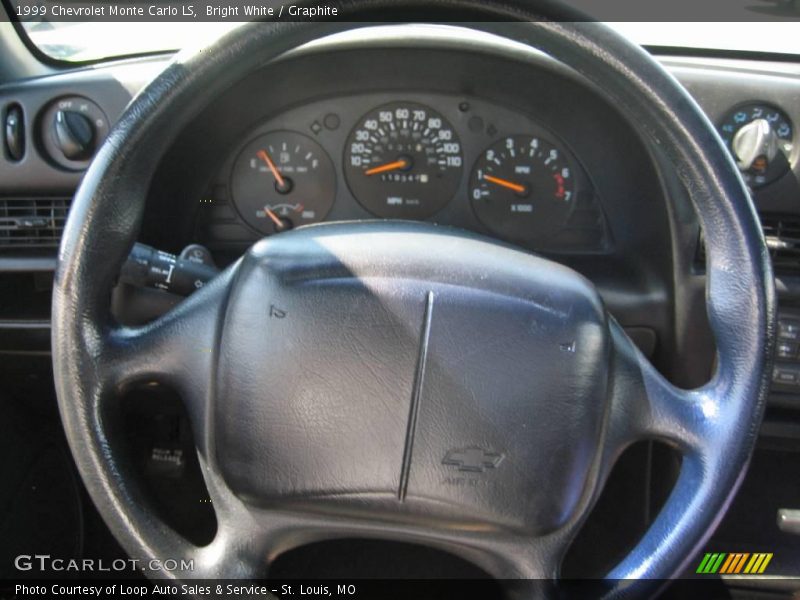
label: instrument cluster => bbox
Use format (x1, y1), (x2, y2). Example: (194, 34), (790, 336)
(218, 92), (603, 251)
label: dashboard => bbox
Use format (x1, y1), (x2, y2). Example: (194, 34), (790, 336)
(1, 25), (800, 397)
(147, 33), (662, 265)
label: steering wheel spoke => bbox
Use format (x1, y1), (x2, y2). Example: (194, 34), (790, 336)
(455, 533), (559, 581)
(592, 315), (770, 590)
(96, 266), (233, 440)
(196, 438), (564, 584)
(217, 501), (559, 583)
(603, 319), (709, 461)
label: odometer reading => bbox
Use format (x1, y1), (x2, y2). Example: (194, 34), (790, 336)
(344, 102), (463, 219)
(470, 135), (577, 242)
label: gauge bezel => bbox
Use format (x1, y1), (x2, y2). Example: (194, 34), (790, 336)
(343, 101), (464, 219)
(468, 134), (583, 244)
(229, 129), (337, 236)
(216, 89), (605, 254)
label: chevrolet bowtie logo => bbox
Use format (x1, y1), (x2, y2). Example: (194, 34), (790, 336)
(442, 447), (504, 473)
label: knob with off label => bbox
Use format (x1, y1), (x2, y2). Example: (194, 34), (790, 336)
(42, 95), (109, 170)
(54, 109), (95, 161)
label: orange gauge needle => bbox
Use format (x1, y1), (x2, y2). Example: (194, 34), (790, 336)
(264, 207), (284, 229)
(256, 149), (287, 188)
(483, 174), (527, 194)
(364, 159), (409, 176)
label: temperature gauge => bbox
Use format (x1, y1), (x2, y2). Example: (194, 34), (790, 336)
(230, 131), (336, 234)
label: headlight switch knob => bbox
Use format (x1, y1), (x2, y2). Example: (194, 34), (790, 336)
(54, 109), (95, 161)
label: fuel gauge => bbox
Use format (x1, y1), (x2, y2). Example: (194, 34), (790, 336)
(230, 131), (336, 234)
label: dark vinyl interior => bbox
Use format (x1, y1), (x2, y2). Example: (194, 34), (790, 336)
(1, 19), (799, 596)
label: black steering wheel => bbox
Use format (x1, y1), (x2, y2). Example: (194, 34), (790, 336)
(52, 2), (775, 597)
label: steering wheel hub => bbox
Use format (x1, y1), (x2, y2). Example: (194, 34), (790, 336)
(216, 223), (609, 535)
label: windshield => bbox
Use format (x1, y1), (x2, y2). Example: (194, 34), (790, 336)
(18, 21), (800, 63)
(20, 22), (238, 61)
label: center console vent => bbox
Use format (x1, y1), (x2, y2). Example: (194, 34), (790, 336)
(0, 197), (71, 251)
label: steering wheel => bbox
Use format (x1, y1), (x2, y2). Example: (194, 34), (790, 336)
(52, 2), (775, 597)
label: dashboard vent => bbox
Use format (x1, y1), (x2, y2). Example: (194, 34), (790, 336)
(0, 197), (71, 250)
(762, 215), (800, 274)
(698, 215), (800, 274)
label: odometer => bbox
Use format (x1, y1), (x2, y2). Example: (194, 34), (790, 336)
(470, 135), (577, 242)
(344, 102), (463, 219)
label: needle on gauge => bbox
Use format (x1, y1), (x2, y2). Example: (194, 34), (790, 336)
(483, 174), (528, 196)
(344, 102), (463, 219)
(257, 148), (295, 231)
(231, 131), (335, 236)
(256, 149), (292, 194)
(469, 135), (577, 242)
(364, 158), (410, 176)
(264, 207), (290, 232)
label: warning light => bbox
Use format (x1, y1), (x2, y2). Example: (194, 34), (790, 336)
(752, 156), (768, 173)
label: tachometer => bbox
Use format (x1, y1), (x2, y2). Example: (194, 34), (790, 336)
(344, 102), (463, 219)
(470, 135), (576, 242)
(230, 131), (335, 235)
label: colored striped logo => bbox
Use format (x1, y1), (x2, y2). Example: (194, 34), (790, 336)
(696, 552), (773, 575)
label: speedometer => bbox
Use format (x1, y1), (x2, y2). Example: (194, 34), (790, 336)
(344, 102), (463, 219)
